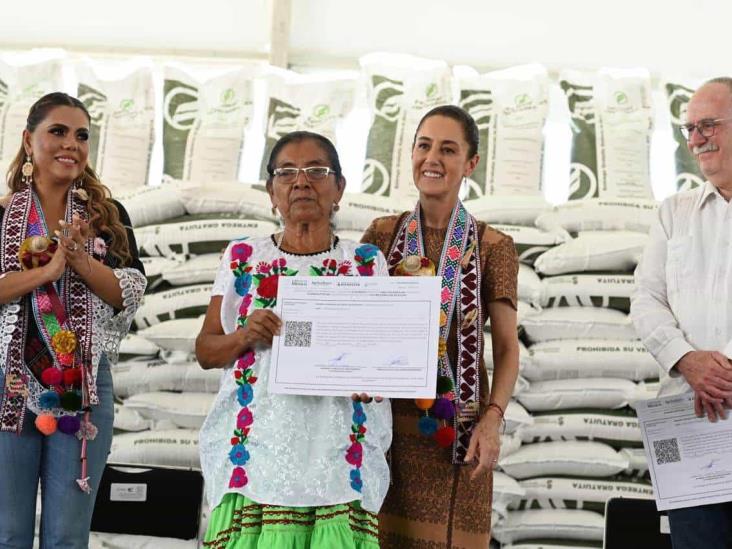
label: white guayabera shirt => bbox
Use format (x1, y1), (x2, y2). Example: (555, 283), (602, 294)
(631, 181), (732, 397)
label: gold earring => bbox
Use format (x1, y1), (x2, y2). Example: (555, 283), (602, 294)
(21, 155), (33, 187)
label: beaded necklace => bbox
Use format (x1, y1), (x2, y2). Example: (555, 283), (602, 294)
(387, 201), (483, 463)
(0, 186), (97, 492)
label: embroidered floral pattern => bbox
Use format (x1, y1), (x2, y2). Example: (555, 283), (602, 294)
(252, 258), (297, 308)
(229, 466), (248, 489)
(346, 401), (367, 492)
(226, 240), (379, 495)
(228, 242), (257, 489)
(354, 244), (379, 277)
(343, 246), (377, 492)
(309, 258), (352, 276)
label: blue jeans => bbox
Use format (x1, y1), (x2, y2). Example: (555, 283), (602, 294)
(0, 357), (114, 549)
(668, 501), (732, 549)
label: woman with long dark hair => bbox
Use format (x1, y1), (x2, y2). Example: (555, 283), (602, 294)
(0, 92), (146, 547)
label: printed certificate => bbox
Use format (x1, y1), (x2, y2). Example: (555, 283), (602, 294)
(636, 392), (732, 510)
(268, 276), (441, 398)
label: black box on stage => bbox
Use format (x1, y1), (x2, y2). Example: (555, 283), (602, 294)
(604, 497), (672, 549)
(91, 463), (204, 540)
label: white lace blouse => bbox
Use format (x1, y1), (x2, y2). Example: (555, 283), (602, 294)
(199, 236), (392, 513)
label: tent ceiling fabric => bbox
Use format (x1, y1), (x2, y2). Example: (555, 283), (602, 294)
(0, 0), (269, 56)
(0, 0), (726, 78)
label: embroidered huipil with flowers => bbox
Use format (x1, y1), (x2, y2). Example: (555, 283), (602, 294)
(199, 237), (392, 514)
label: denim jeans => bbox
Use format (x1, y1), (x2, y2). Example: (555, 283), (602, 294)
(0, 357), (114, 549)
(668, 501), (732, 549)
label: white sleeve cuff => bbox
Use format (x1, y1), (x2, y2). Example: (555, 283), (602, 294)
(723, 340), (732, 360)
(656, 337), (695, 377)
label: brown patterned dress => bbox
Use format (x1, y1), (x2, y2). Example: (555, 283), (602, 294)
(361, 213), (518, 549)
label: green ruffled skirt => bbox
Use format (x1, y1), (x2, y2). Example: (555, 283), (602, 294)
(203, 493), (379, 549)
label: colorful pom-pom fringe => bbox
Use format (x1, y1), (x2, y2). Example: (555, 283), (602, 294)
(39, 391), (60, 410)
(434, 425), (456, 448)
(436, 375), (454, 394)
(418, 416), (438, 436)
(432, 397), (455, 420)
(40, 367), (62, 386)
(58, 415), (81, 435)
(60, 391), (82, 412)
(35, 414), (57, 435)
(414, 398), (435, 411)
(62, 368), (82, 387)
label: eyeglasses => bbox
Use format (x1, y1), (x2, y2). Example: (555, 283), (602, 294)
(680, 117), (732, 141)
(272, 166), (335, 184)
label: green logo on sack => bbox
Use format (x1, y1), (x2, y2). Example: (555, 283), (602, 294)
(313, 104), (330, 119)
(515, 94), (531, 107)
(503, 92), (540, 116)
(614, 91), (628, 105)
(119, 98), (135, 111)
(111, 97), (141, 120)
(415, 82), (443, 109)
(221, 88), (236, 107)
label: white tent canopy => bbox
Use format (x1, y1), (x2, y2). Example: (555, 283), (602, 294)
(0, 0), (724, 200)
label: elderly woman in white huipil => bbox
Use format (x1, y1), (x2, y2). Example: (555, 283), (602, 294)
(196, 131), (391, 549)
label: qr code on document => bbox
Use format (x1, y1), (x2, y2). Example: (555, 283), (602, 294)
(653, 437), (681, 465)
(284, 321), (312, 348)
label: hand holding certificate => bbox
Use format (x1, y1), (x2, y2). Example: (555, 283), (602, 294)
(636, 392), (732, 510)
(268, 276), (441, 398)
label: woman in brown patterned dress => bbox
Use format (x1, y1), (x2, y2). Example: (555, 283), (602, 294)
(362, 105), (520, 548)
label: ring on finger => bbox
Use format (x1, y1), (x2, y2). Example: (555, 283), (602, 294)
(67, 241), (78, 252)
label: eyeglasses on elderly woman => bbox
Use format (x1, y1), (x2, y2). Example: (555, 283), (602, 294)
(272, 166), (336, 184)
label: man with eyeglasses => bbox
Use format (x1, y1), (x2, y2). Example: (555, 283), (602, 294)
(631, 77), (732, 548)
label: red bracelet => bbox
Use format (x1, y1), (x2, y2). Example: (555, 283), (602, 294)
(486, 402), (505, 418)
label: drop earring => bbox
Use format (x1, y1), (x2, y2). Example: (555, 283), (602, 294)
(21, 155), (33, 187)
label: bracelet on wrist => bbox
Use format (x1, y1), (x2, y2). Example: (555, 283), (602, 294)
(485, 402), (506, 435)
(486, 402), (505, 418)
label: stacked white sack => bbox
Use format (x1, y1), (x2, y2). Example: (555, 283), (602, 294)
(135, 214), (276, 258)
(117, 182), (187, 228)
(492, 181), (660, 543)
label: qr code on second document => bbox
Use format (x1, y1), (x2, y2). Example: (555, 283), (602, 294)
(653, 437), (681, 465)
(284, 321), (312, 348)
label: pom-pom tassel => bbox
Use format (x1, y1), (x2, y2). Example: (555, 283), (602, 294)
(432, 397), (455, 420)
(77, 411), (91, 495)
(40, 367), (63, 387)
(58, 414), (81, 435)
(35, 414), (57, 435)
(39, 390), (60, 410)
(76, 476), (91, 494)
(436, 375), (454, 395)
(76, 419), (98, 441)
(414, 398), (435, 411)
(418, 415), (438, 436)
(434, 425), (456, 448)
